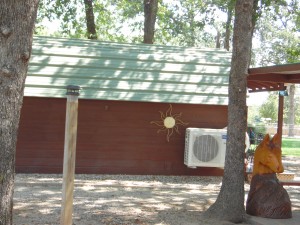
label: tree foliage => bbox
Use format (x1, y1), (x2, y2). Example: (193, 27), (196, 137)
(35, 0), (300, 56)
(258, 89), (300, 125)
(252, 0), (300, 66)
(259, 93), (279, 121)
(35, 0), (223, 47)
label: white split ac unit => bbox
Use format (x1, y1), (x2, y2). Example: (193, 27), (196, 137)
(184, 128), (227, 168)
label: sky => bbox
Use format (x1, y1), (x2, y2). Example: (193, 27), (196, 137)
(247, 92), (269, 106)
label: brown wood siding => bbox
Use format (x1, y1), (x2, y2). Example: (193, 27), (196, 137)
(16, 97), (228, 176)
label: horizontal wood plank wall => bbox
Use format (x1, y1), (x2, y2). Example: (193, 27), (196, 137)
(16, 97), (228, 176)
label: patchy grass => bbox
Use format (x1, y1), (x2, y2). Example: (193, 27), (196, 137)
(282, 138), (300, 156)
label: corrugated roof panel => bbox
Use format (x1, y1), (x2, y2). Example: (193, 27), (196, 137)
(28, 65), (229, 84)
(24, 87), (228, 104)
(32, 46), (231, 65)
(29, 55), (230, 74)
(25, 36), (231, 105)
(25, 77), (228, 94)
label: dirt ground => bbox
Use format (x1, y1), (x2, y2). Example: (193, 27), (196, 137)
(13, 156), (300, 225)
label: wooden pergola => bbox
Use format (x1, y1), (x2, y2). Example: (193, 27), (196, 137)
(247, 63), (300, 145)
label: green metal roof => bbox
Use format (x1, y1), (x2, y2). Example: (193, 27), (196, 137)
(25, 36), (231, 105)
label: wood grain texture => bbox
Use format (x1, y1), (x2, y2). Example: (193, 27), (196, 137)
(16, 97), (228, 176)
(61, 95), (79, 225)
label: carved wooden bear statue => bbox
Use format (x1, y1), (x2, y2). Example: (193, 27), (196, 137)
(246, 133), (292, 219)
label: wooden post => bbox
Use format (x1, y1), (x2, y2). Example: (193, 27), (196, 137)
(277, 94), (284, 147)
(60, 85), (80, 225)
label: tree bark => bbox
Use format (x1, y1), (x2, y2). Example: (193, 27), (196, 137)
(143, 0), (158, 44)
(224, 5), (233, 51)
(288, 84), (295, 137)
(186, 7), (196, 47)
(84, 0), (97, 39)
(216, 30), (221, 48)
(0, 1), (39, 224)
(251, 0), (259, 37)
(203, 0), (254, 223)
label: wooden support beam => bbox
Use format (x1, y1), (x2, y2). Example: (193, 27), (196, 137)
(277, 94), (284, 147)
(60, 85), (80, 225)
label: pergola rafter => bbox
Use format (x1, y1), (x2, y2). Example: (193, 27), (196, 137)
(247, 63), (300, 145)
(248, 63), (300, 92)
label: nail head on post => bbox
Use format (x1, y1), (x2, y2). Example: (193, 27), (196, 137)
(66, 85), (80, 96)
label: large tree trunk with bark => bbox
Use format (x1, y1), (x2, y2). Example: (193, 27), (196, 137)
(288, 84), (295, 137)
(84, 0), (97, 39)
(143, 0), (158, 44)
(203, 0), (254, 223)
(0, 1), (39, 224)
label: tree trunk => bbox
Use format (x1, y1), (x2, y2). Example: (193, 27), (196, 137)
(143, 0), (158, 44)
(288, 84), (295, 137)
(216, 30), (221, 48)
(224, 4), (233, 51)
(84, 0), (97, 39)
(203, 0), (254, 223)
(187, 8), (196, 47)
(251, 0), (259, 38)
(0, 1), (39, 224)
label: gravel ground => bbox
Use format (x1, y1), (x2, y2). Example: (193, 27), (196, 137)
(13, 156), (300, 225)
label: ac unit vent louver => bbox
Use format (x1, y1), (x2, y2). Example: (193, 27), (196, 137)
(193, 135), (219, 162)
(184, 128), (227, 168)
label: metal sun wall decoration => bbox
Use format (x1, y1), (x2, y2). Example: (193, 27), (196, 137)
(150, 104), (189, 142)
